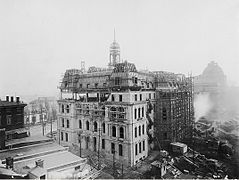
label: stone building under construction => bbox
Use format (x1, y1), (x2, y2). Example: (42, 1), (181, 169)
(57, 35), (194, 167)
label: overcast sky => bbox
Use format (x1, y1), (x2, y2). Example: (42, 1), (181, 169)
(0, 0), (239, 98)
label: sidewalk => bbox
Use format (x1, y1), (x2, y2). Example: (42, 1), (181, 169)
(5, 135), (52, 148)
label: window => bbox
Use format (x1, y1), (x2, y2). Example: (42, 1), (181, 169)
(94, 122), (98, 132)
(112, 126), (116, 137)
(65, 133), (68, 142)
(139, 142), (142, 153)
(135, 144), (138, 155)
(7, 115), (12, 125)
(133, 77), (138, 84)
(62, 118), (64, 127)
(162, 107), (167, 121)
(134, 109), (137, 119)
(135, 127), (137, 138)
(135, 94), (137, 101)
(79, 120), (82, 129)
(149, 93), (151, 99)
(154, 93), (156, 99)
(119, 95), (122, 102)
(95, 83), (98, 88)
(119, 144), (123, 156)
(138, 108), (140, 118)
(140, 94), (142, 101)
(111, 143), (115, 154)
(61, 132), (63, 141)
(112, 95), (115, 101)
(86, 137), (89, 149)
(62, 104), (64, 113)
(139, 126), (141, 136)
(142, 124), (145, 135)
(102, 123), (105, 133)
(119, 127), (124, 138)
(115, 77), (121, 86)
(102, 139), (105, 149)
(66, 119), (70, 128)
(86, 121), (89, 130)
(142, 107), (144, 117)
(93, 137), (97, 151)
(0, 115), (1, 126)
(164, 132), (167, 139)
(66, 105), (70, 113)
(143, 140), (145, 151)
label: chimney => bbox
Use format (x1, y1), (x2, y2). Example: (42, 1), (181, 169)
(6, 95), (9, 102)
(35, 159), (44, 168)
(10, 96), (14, 102)
(16, 96), (20, 103)
(6, 157), (14, 169)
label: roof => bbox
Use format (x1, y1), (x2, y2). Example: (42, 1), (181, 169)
(170, 142), (187, 148)
(0, 167), (25, 177)
(14, 150), (86, 174)
(0, 141), (65, 160)
(29, 166), (46, 177)
(0, 101), (27, 107)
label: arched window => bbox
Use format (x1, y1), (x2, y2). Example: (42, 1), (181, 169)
(111, 143), (115, 154)
(94, 122), (98, 132)
(112, 126), (116, 137)
(135, 127), (137, 138)
(102, 123), (105, 133)
(139, 126), (141, 136)
(66, 105), (70, 113)
(142, 124), (145, 135)
(86, 121), (89, 130)
(119, 127), (124, 138)
(138, 108), (140, 118)
(62, 104), (64, 113)
(118, 107), (124, 112)
(162, 107), (167, 121)
(119, 144), (123, 156)
(79, 120), (82, 129)
(134, 108), (137, 119)
(111, 107), (116, 111)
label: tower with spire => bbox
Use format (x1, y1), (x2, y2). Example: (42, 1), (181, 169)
(108, 29), (120, 68)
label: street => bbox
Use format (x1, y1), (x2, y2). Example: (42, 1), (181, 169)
(29, 121), (57, 137)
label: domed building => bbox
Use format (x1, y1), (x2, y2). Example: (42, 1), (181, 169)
(194, 61), (227, 94)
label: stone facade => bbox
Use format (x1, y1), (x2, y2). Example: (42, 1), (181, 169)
(57, 37), (193, 167)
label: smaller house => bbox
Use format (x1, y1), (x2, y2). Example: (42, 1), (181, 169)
(170, 142), (187, 155)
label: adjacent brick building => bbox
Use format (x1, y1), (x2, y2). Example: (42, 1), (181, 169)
(0, 96), (28, 149)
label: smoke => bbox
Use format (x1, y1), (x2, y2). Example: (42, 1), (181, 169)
(194, 93), (213, 122)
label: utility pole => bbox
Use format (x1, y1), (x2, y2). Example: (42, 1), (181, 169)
(50, 116), (53, 138)
(112, 149), (116, 178)
(50, 107), (54, 138)
(98, 127), (101, 170)
(40, 106), (44, 136)
(79, 133), (82, 157)
(121, 163), (124, 178)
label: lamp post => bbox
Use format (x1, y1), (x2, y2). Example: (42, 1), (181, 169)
(78, 131), (83, 157)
